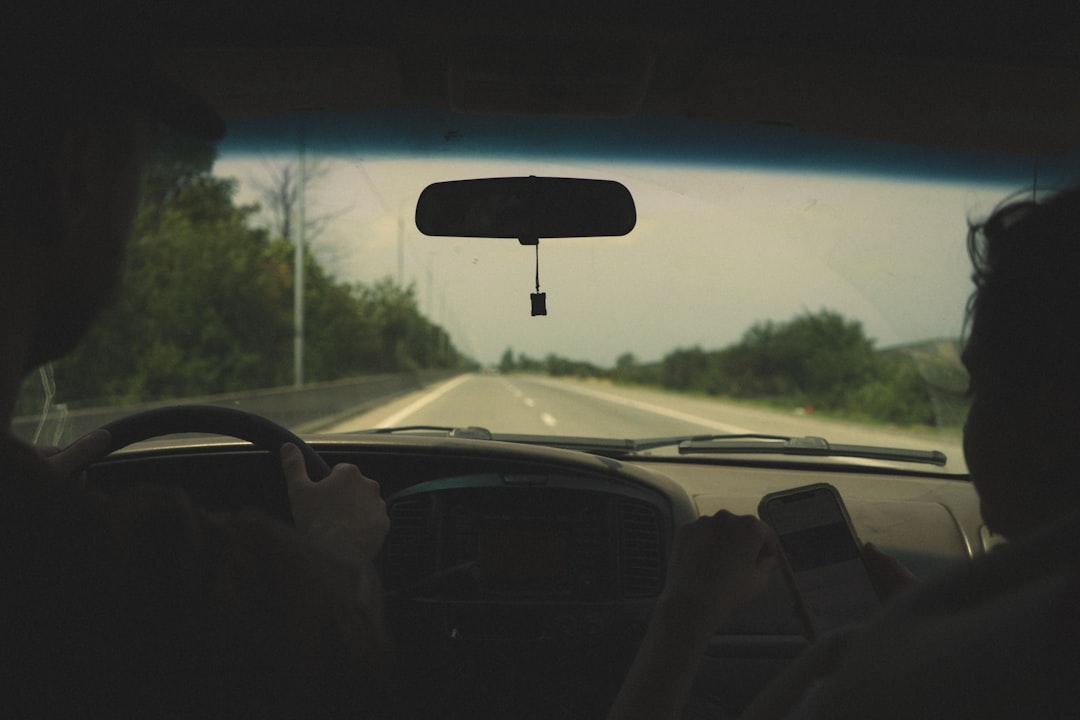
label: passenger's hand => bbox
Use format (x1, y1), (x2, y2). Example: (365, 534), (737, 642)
(862, 542), (919, 600)
(35, 428), (112, 490)
(282, 442), (389, 564)
(660, 510), (779, 632)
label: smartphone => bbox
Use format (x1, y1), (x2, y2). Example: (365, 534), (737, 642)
(758, 483), (879, 639)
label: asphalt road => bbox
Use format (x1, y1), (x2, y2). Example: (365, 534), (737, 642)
(325, 373), (967, 473)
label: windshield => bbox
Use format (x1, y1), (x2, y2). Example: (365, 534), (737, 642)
(16, 109), (1079, 473)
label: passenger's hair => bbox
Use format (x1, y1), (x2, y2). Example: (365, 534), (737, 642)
(965, 187), (1080, 390)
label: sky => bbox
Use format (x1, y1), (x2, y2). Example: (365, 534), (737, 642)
(212, 113), (1066, 367)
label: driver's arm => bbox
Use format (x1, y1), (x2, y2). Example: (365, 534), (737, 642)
(280, 440), (391, 666)
(39, 431), (390, 687)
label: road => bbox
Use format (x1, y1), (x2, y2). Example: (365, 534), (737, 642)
(325, 373), (967, 472)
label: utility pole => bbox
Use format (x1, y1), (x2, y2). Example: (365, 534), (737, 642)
(426, 252), (433, 318)
(397, 208), (404, 287)
(440, 292), (448, 360)
(293, 122), (306, 387)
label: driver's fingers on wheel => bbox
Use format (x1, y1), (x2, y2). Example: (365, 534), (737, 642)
(44, 429), (111, 487)
(336, 465), (380, 494)
(280, 442), (312, 485)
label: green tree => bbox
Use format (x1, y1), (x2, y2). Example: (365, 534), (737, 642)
(661, 346), (710, 391)
(543, 354), (605, 379)
(53, 170), (293, 402)
(18, 127), (472, 412)
(649, 308), (939, 425)
(698, 310), (876, 408)
(499, 347), (516, 373)
(846, 355), (935, 425)
(294, 245), (381, 382)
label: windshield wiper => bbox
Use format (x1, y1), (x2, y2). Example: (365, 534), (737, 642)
(356, 425), (494, 440)
(631, 434), (947, 467)
(630, 433), (790, 451)
(354, 428), (946, 466)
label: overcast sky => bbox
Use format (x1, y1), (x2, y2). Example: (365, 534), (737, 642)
(215, 152), (1027, 367)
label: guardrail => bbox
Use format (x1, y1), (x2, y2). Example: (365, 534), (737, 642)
(13, 370), (463, 445)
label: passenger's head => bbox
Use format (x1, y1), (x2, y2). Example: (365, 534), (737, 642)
(962, 187), (1080, 538)
(0, 12), (223, 370)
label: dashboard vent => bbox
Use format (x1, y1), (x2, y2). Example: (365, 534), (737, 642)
(383, 496), (436, 590)
(617, 499), (663, 598)
(571, 507), (606, 595)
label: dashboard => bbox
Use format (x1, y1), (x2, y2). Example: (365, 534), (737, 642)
(383, 474), (670, 640)
(385, 475), (669, 599)
(88, 433), (981, 718)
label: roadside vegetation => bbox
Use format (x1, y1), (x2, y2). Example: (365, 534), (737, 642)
(16, 130), (474, 414)
(500, 310), (969, 428)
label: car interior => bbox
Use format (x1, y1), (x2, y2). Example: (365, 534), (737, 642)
(27, 1), (1080, 717)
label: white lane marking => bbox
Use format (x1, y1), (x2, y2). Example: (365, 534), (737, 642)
(540, 412), (558, 427)
(376, 374), (473, 427)
(529, 379), (751, 434)
(523, 398), (535, 407)
(499, 377), (523, 397)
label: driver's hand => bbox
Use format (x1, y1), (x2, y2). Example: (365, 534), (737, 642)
(281, 442), (389, 564)
(35, 428), (112, 490)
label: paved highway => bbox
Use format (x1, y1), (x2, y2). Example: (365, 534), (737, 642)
(325, 373), (966, 472)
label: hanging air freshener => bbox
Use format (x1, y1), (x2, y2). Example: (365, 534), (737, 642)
(530, 243), (546, 316)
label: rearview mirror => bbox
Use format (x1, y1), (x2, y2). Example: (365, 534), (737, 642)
(415, 176), (636, 244)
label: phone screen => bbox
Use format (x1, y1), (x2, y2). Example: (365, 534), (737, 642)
(764, 486), (879, 636)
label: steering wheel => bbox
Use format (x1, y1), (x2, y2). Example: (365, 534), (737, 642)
(99, 404), (332, 479)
